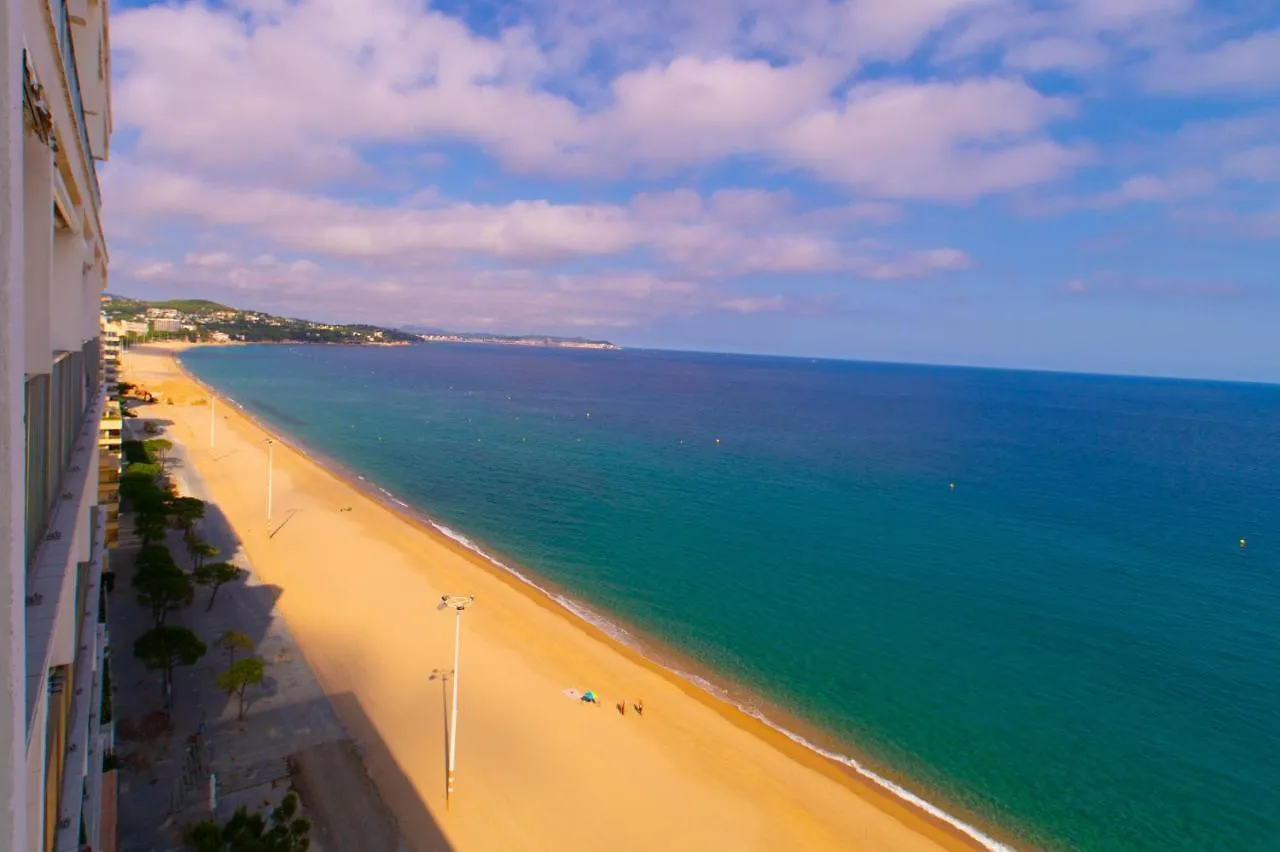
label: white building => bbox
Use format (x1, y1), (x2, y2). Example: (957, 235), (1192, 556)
(116, 319), (146, 337)
(149, 317), (180, 334)
(2, 1), (116, 850)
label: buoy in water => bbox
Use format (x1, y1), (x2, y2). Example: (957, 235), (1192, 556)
(949, 482), (955, 490)
(1240, 538), (1247, 548)
(715, 438), (721, 444)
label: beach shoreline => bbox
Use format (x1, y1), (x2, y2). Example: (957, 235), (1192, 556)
(130, 341), (1018, 852)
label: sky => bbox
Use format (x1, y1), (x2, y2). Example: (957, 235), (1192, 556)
(103, 0), (1280, 381)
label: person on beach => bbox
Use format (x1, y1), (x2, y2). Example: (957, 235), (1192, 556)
(634, 699), (644, 716)
(617, 701), (626, 716)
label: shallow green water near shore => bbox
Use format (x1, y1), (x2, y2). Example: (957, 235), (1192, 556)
(183, 343), (1280, 851)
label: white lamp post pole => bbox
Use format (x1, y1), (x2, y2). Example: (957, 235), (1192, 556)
(439, 594), (475, 809)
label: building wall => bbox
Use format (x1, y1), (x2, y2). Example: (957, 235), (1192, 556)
(3, 0), (113, 849)
(2, 5), (33, 850)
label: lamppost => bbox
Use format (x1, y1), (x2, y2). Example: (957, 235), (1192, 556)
(438, 593), (476, 809)
(264, 439), (274, 522)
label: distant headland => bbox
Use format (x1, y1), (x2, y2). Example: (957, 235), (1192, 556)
(102, 295), (619, 350)
(409, 330), (620, 350)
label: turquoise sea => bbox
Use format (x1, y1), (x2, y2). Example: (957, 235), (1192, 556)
(181, 343), (1280, 851)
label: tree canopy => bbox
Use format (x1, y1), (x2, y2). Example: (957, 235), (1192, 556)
(196, 562), (243, 611)
(170, 496), (206, 532)
(183, 791), (311, 852)
(133, 546), (193, 627)
(215, 630), (255, 671)
(134, 626), (207, 711)
(216, 656), (265, 720)
(145, 438), (174, 469)
(190, 540), (220, 569)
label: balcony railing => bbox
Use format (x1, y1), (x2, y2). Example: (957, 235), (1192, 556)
(53, 0), (100, 205)
(26, 344), (96, 563)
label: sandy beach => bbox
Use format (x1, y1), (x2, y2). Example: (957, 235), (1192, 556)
(122, 343), (993, 852)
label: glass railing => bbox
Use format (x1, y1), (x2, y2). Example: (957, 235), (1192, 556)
(53, 0), (100, 205)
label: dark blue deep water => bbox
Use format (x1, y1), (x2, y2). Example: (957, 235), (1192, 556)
(182, 344), (1280, 851)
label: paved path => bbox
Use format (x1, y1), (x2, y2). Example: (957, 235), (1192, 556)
(112, 417), (402, 850)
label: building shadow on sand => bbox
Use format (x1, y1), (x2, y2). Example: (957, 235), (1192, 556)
(325, 690), (455, 849)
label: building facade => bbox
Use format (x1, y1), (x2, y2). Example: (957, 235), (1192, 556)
(2, 0), (115, 850)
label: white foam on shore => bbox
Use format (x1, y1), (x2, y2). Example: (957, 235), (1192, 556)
(423, 521), (1015, 851)
(179, 365), (1015, 851)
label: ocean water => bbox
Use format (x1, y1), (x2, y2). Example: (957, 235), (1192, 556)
(181, 344), (1280, 851)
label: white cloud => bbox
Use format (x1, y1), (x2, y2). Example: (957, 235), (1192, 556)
(1223, 146), (1280, 182)
(1004, 37), (1107, 73)
(183, 251), (235, 268)
(1073, 0), (1193, 31)
(102, 0), (1274, 342)
(105, 163), (964, 282)
(1146, 29), (1280, 95)
(837, 0), (1002, 62)
(1020, 170), (1216, 215)
(718, 295), (787, 314)
(774, 78), (1085, 199)
(134, 261), (174, 279)
(1060, 271), (1243, 298)
(111, 1), (1085, 201)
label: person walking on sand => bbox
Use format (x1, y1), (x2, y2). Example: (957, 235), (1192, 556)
(634, 699), (644, 716)
(617, 700), (626, 716)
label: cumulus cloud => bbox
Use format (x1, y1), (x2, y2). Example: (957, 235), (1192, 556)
(105, 163), (965, 281)
(110, 0), (1084, 198)
(183, 252), (235, 268)
(773, 78), (1085, 199)
(1145, 29), (1280, 95)
(1004, 37), (1108, 73)
(1223, 146), (1280, 182)
(718, 295), (787, 314)
(103, 0), (1274, 337)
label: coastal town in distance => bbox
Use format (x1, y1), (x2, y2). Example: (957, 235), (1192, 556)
(102, 294), (620, 350)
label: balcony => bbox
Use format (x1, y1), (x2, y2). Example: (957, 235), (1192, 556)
(25, 389), (103, 734)
(98, 404), (121, 451)
(52, 0), (100, 204)
(53, 508), (106, 852)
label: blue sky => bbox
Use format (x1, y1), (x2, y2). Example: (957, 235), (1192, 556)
(104, 0), (1280, 381)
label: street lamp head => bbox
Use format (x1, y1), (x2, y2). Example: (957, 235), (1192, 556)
(438, 594), (476, 612)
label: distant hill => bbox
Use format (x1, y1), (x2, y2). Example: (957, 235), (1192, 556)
(101, 294), (417, 345)
(99, 294), (618, 349)
(104, 295), (233, 313)
(401, 327), (620, 350)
